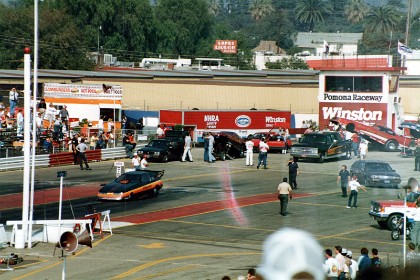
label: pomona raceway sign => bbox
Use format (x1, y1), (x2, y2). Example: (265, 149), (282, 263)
(159, 110), (290, 130)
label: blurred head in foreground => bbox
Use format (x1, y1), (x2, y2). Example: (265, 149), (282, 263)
(257, 227), (324, 280)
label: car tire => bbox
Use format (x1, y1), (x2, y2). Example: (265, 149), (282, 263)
(385, 140), (399, 152)
(391, 229), (400, 240)
(387, 214), (402, 230)
(161, 155), (169, 163)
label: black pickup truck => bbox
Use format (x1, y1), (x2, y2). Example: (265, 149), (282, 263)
(290, 132), (352, 163)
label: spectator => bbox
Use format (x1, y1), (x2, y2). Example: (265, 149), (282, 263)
(370, 248), (381, 269)
(358, 139), (368, 160)
(9, 87), (18, 117)
(71, 133), (79, 165)
(247, 268), (256, 280)
(44, 103), (57, 129)
(257, 138), (269, 169)
(334, 246), (346, 280)
(89, 133), (98, 150)
(37, 98), (47, 113)
(123, 132), (135, 158)
(53, 115), (63, 140)
(407, 242), (420, 266)
(140, 155), (148, 170)
(43, 137), (53, 153)
(257, 227), (324, 280)
(121, 115), (127, 130)
(131, 154), (140, 170)
(357, 247), (372, 277)
(324, 248), (339, 280)
(96, 133), (105, 149)
(59, 105), (70, 132)
(16, 109), (24, 136)
(346, 251), (358, 280)
(107, 118), (114, 132)
(156, 124), (164, 138)
(181, 132), (193, 162)
(107, 131), (115, 148)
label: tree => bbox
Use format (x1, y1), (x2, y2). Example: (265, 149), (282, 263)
(249, 0), (275, 22)
(345, 0), (369, 24)
(364, 5), (402, 34)
(295, 0), (333, 31)
(266, 57), (309, 70)
(154, 0), (213, 55)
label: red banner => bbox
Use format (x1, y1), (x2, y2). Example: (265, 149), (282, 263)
(159, 110), (290, 130)
(213, 40), (237, 54)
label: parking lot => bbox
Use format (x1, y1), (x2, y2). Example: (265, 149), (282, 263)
(0, 147), (417, 280)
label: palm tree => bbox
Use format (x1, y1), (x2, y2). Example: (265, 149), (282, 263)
(364, 5), (401, 34)
(249, 0), (274, 21)
(295, 0), (333, 31)
(345, 0), (369, 24)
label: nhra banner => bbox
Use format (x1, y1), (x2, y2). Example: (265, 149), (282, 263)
(319, 102), (388, 128)
(159, 110), (291, 130)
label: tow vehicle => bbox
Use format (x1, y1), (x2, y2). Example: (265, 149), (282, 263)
(369, 199), (416, 230)
(330, 118), (415, 152)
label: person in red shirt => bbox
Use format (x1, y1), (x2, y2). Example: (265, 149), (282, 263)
(351, 132), (360, 158)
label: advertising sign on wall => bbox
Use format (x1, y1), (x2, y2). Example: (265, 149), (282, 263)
(159, 110), (291, 130)
(213, 40), (238, 54)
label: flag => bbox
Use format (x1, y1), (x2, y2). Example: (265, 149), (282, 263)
(398, 41), (413, 56)
(323, 40), (329, 54)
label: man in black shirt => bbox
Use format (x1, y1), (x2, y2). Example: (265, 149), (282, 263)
(337, 165), (350, 197)
(71, 133), (79, 165)
(287, 157), (299, 190)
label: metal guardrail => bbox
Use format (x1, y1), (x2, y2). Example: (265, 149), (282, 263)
(0, 154), (50, 172)
(101, 147), (127, 161)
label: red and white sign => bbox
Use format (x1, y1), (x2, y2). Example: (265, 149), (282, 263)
(213, 40), (237, 54)
(43, 83), (122, 98)
(159, 110), (290, 130)
(319, 102), (388, 127)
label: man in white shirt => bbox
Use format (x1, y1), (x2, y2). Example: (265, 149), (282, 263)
(346, 251), (358, 280)
(257, 138), (269, 169)
(131, 154), (140, 170)
(16, 109), (24, 136)
(245, 137), (254, 166)
(181, 132), (193, 162)
(9, 87), (18, 117)
(324, 249), (339, 280)
(156, 124), (164, 138)
(208, 132), (215, 163)
(140, 155), (149, 170)
(44, 103), (58, 129)
(347, 176), (367, 209)
(334, 246), (346, 280)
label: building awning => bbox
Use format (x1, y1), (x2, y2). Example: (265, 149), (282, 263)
(99, 103), (122, 109)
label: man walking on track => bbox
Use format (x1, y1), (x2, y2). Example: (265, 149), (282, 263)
(277, 177), (292, 216)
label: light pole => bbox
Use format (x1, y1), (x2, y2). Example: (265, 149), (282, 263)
(97, 26), (102, 54)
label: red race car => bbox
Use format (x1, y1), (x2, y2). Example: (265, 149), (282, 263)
(249, 132), (292, 153)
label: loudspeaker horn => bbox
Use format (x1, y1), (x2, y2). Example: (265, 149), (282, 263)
(59, 231), (78, 253)
(77, 230), (92, 248)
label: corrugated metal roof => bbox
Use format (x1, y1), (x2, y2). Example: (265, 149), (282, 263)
(296, 32), (363, 48)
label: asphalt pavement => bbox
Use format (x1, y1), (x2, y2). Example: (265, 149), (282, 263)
(0, 147), (417, 280)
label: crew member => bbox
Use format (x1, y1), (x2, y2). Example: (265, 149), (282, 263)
(278, 177), (292, 216)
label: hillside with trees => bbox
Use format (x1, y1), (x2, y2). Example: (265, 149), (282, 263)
(0, 0), (418, 70)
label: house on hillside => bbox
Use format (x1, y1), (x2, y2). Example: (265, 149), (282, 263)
(252, 41), (286, 55)
(295, 32), (363, 56)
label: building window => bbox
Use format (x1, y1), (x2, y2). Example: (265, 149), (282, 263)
(325, 76), (382, 93)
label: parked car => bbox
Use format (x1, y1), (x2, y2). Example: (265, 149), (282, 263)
(97, 170), (164, 201)
(290, 132), (352, 163)
(213, 131), (245, 160)
(137, 130), (188, 162)
(350, 160), (401, 188)
(249, 132), (292, 153)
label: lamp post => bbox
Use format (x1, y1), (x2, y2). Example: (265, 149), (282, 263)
(97, 26), (102, 54)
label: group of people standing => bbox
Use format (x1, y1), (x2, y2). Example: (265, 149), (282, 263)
(337, 165), (367, 209)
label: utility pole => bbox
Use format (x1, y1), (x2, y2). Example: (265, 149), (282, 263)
(405, 0), (413, 45)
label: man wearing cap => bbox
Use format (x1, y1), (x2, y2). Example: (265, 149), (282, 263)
(347, 176), (367, 209)
(345, 251), (358, 280)
(277, 177), (292, 216)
